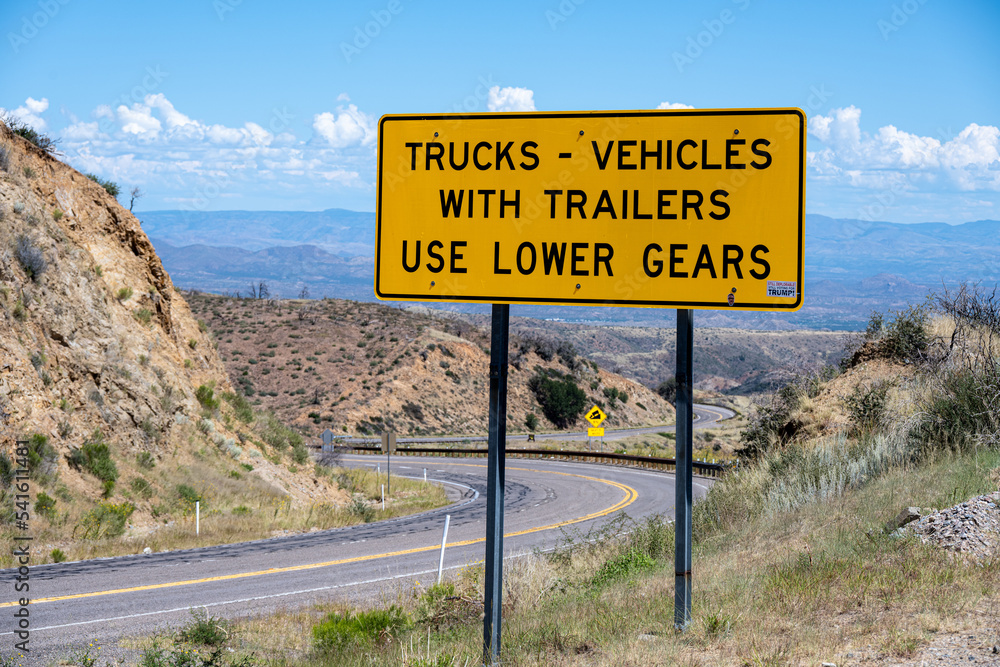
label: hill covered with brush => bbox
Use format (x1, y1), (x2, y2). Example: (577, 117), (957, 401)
(0, 121), (357, 564)
(184, 292), (675, 438)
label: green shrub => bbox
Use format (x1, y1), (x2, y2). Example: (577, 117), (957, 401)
(843, 380), (892, 436)
(920, 368), (998, 452)
(133, 308), (153, 325)
(525, 412), (539, 431)
(34, 491), (57, 519)
(116, 286), (133, 302)
(348, 496), (375, 523)
(136, 451), (156, 469)
(222, 391), (254, 423)
(76, 501), (135, 539)
(312, 606), (410, 652)
(591, 547), (656, 587)
(177, 608), (229, 646)
(85, 172), (120, 197)
(855, 304), (930, 364)
(3, 113), (59, 155)
(131, 477), (154, 499)
(415, 582), (457, 628)
(737, 382), (802, 459)
(292, 442), (309, 465)
(0, 453), (13, 489)
(25, 433), (57, 480)
(177, 484), (203, 507)
(50, 548), (67, 563)
(68, 430), (118, 485)
(195, 384), (219, 411)
(12, 298), (26, 320)
(528, 371), (586, 428)
(256, 412), (303, 452)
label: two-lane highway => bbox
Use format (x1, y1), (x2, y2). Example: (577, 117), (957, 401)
(3, 456), (715, 662)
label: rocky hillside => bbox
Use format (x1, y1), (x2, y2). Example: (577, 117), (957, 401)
(0, 124), (227, 454)
(185, 293), (675, 437)
(0, 123), (341, 547)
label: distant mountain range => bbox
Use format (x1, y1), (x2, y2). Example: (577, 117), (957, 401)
(140, 209), (1000, 330)
(141, 208), (375, 256)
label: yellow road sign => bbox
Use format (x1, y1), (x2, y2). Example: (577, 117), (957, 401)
(588, 427), (605, 437)
(585, 405), (607, 427)
(376, 109), (805, 311)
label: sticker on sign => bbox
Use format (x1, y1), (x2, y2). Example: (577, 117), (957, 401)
(376, 109), (805, 311)
(766, 280), (797, 298)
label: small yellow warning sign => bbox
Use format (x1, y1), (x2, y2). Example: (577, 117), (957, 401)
(588, 427), (605, 437)
(585, 406), (606, 427)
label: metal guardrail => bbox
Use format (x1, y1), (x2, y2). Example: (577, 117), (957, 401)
(325, 445), (726, 478)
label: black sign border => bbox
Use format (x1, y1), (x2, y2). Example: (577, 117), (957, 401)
(375, 108), (805, 311)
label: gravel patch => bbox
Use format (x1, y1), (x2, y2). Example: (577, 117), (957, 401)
(909, 492), (1000, 562)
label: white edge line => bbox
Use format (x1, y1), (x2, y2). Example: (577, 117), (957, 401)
(2, 552), (540, 636)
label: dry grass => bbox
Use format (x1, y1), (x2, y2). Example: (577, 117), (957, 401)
(117, 434), (999, 667)
(0, 425), (447, 566)
(65, 473), (448, 562)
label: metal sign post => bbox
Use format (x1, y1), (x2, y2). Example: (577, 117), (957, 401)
(374, 108), (807, 654)
(483, 304), (509, 665)
(674, 309), (694, 629)
(380, 432), (396, 495)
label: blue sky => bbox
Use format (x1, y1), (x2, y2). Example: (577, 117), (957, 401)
(2, 0), (998, 223)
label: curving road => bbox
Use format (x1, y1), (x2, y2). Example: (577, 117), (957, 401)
(2, 455), (717, 661)
(339, 402), (737, 445)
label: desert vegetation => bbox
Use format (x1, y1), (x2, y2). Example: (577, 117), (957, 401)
(185, 291), (674, 437)
(92, 287), (1000, 666)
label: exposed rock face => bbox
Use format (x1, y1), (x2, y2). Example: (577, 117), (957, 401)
(0, 123), (228, 467)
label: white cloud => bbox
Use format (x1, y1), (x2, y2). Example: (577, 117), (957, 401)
(312, 104), (376, 148)
(62, 121), (100, 141)
(146, 93), (196, 130)
(809, 106), (1000, 192)
(117, 101), (162, 136)
(24, 97), (48, 114)
(942, 124), (1000, 169)
(656, 101), (694, 110)
(1, 96), (50, 130)
(487, 86), (535, 112)
(48, 93), (377, 211)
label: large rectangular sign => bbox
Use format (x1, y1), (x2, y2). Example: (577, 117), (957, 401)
(376, 109), (805, 310)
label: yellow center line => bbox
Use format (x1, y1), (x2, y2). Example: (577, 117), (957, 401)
(3, 465), (636, 608)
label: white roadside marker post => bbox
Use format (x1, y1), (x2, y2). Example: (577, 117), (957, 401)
(437, 514), (451, 584)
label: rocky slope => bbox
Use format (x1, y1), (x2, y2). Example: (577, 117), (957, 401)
(0, 124), (223, 455)
(0, 123), (338, 533)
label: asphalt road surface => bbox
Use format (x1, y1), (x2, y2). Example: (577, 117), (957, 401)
(1, 454), (719, 662)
